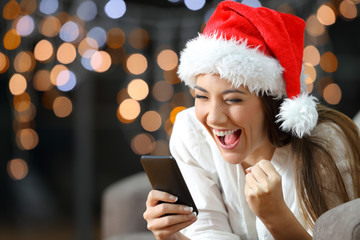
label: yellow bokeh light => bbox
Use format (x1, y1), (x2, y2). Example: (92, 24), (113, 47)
(320, 52), (338, 73)
(40, 16), (61, 37)
(131, 133), (154, 155)
(16, 128), (39, 150)
(163, 69), (181, 84)
(50, 64), (68, 85)
(90, 51), (112, 72)
(20, 0), (37, 15)
(152, 81), (174, 102)
(53, 96), (73, 118)
(119, 98), (141, 121)
(34, 39), (54, 62)
(323, 83), (342, 105)
(3, 29), (21, 50)
(9, 73), (27, 96)
(0, 52), (10, 74)
(126, 53), (147, 75)
(78, 37), (98, 57)
(170, 106), (186, 124)
(14, 51), (35, 72)
(33, 70), (53, 91)
(13, 92), (31, 112)
(57, 42), (77, 64)
(306, 14), (326, 37)
(141, 111), (162, 132)
(128, 28), (149, 50)
(128, 79), (149, 101)
(317, 4), (336, 26)
(304, 63), (317, 84)
(157, 49), (178, 71)
(7, 158), (28, 181)
(303, 45), (320, 66)
(3, 0), (20, 20)
(340, 0), (357, 20)
(106, 28), (125, 49)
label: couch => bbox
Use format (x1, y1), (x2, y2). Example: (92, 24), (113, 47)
(101, 171), (360, 240)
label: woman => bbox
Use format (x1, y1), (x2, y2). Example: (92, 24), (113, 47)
(143, 1), (360, 240)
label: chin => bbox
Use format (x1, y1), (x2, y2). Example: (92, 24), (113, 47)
(219, 150), (245, 165)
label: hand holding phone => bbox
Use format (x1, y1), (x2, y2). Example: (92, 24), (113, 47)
(140, 155), (198, 215)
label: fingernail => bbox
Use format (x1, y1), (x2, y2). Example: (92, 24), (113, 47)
(184, 206), (193, 212)
(246, 167), (252, 173)
(169, 195), (178, 201)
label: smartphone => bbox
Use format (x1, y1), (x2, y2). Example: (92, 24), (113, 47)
(140, 155), (198, 215)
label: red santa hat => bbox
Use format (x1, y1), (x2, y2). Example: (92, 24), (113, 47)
(177, 1), (318, 138)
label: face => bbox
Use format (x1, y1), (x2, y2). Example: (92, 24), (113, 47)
(194, 74), (274, 165)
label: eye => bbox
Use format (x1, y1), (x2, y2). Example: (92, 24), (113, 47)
(195, 94), (208, 100)
(226, 98), (242, 103)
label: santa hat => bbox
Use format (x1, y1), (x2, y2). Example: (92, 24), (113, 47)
(177, 1), (318, 138)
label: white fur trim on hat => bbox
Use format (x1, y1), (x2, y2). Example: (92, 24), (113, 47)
(178, 34), (286, 98)
(276, 94), (318, 138)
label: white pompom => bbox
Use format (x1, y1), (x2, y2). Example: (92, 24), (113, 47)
(276, 94), (318, 138)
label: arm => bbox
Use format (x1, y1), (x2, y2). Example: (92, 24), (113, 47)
(245, 160), (311, 240)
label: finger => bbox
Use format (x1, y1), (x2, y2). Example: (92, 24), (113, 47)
(151, 203), (195, 218)
(148, 212), (197, 232)
(250, 164), (269, 184)
(150, 216), (197, 239)
(146, 190), (178, 207)
(257, 160), (280, 181)
(245, 172), (257, 190)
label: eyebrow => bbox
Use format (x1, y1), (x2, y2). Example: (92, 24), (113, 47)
(194, 86), (247, 95)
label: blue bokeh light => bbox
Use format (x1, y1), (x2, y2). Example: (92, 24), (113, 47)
(77, 1), (98, 22)
(104, 0), (126, 19)
(39, 0), (59, 15)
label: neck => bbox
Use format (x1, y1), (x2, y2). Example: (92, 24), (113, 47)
(241, 144), (276, 171)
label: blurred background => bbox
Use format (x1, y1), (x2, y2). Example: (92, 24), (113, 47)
(0, 0), (359, 239)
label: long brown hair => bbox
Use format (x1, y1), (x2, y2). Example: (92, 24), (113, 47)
(261, 94), (360, 229)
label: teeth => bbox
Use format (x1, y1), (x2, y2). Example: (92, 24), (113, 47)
(213, 129), (238, 137)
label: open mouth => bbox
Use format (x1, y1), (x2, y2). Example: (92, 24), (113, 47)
(213, 129), (242, 149)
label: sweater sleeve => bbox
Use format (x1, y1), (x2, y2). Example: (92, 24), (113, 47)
(169, 108), (240, 240)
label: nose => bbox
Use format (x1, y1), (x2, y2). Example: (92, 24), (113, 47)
(207, 101), (227, 126)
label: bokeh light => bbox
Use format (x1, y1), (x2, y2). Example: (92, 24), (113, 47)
(151, 139), (170, 155)
(3, 0), (20, 20)
(77, 1), (98, 22)
(39, 0), (59, 15)
(306, 14), (326, 37)
(33, 70), (53, 91)
(34, 39), (54, 62)
(141, 111), (162, 132)
(128, 28), (149, 50)
(16, 15), (35, 36)
(128, 79), (149, 101)
(170, 106), (186, 124)
(7, 158), (28, 181)
(20, 0), (37, 15)
(157, 49), (178, 71)
(118, 99), (141, 122)
(53, 96), (73, 117)
(14, 51), (35, 72)
(78, 37), (98, 57)
(9, 73), (27, 96)
(40, 16), (61, 37)
(163, 69), (181, 84)
(13, 92), (31, 112)
(3, 29), (21, 50)
(57, 42), (77, 64)
(152, 81), (174, 102)
(106, 28), (125, 49)
(317, 4), (336, 26)
(316, 76), (334, 96)
(323, 83), (342, 105)
(57, 70), (77, 92)
(15, 103), (36, 123)
(126, 53), (147, 75)
(184, 0), (206, 11)
(88, 26), (107, 48)
(304, 63), (317, 85)
(131, 133), (154, 155)
(60, 21), (80, 42)
(339, 0), (357, 20)
(0, 52), (10, 74)
(50, 64), (68, 85)
(303, 45), (320, 66)
(104, 0), (126, 19)
(16, 128), (39, 150)
(41, 89), (60, 110)
(90, 51), (112, 72)
(320, 51), (338, 73)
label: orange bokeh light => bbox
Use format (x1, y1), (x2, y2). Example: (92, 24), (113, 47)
(7, 158), (28, 181)
(127, 79), (149, 101)
(3, 29), (21, 50)
(106, 28), (125, 49)
(34, 39), (54, 62)
(157, 49), (178, 71)
(57, 42), (77, 64)
(40, 16), (61, 37)
(126, 53), (147, 75)
(9, 73), (27, 95)
(3, 0), (20, 20)
(0, 52), (10, 74)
